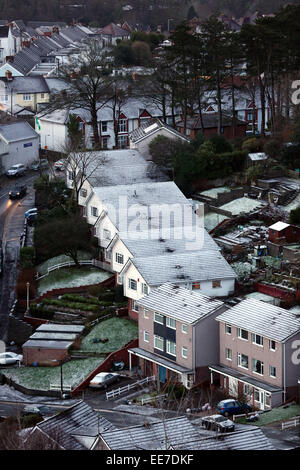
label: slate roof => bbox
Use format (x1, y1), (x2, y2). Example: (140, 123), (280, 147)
(0, 76), (49, 93)
(34, 401), (115, 450)
(60, 26), (88, 43)
(129, 117), (190, 144)
(78, 149), (168, 188)
(37, 324), (84, 333)
(23, 340), (73, 349)
(109, 225), (220, 259)
(174, 427), (275, 450)
(27, 21), (67, 28)
(215, 298), (300, 342)
(50, 33), (70, 48)
(100, 416), (200, 450)
(125, 250), (236, 286)
(0, 120), (38, 143)
(97, 23), (131, 37)
(137, 283), (224, 324)
(176, 113), (247, 130)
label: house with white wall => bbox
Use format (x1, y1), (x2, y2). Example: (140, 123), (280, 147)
(0, 119), (39, 173)
(0, 26), (16, 64)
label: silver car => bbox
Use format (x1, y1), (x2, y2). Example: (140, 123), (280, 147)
(201, 414), (235, 432)
(89, 372), (119, 389)
(6, 164), (26, 177)
(0, 352), (23, 365)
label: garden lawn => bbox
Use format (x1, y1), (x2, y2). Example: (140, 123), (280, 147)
(38, 266), (111, 295)
(236, 405), (300, 426)
(79, 317), (138, 354)
(38, 252), (92, 276)
(1, 357), (105, 391)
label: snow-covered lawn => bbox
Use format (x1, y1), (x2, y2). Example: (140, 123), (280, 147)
(282, 192), (300, 212)
(38, 252), (92, 276)
(236, 405), (300, 426)
(79, 317), (138, 354)
(38, 267), (111, 295)
(200, 187), (231, 198)
(220, 197), (265, 216)
(204, 212), (229, 232)
(1, 357), (105, 391)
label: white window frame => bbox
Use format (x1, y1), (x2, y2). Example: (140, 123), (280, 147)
(269, 365), (276, 378)
(103, 229), (111, 240)
(23, 93), (31, 101)
(144, 331), (149, 343)
(252, 358), (264, 376)
(269, 340), (276, 351)
(237, 328), (249, 341)
(225, 324), (231, 335)
(212, 279), (222, 288)
(166, 340), (176, 357)
(68, 170), (74, 181)
(166, 316), (176, 330)
(154, 335), (164, 351)
(154, 312), (164, 325)
(243, 384), (252, 396)
(115, 252), (124, 264)
(237, 352), (249, 369)
(141, 283), (148, 295)
(225, 348), (232, 361)
(182, 324), (187, 334)
(182, 346), (187, 359)
(128, 278), (137, 291)
(80, 188), (87, 198)
(101, 121), (108, 133)
(118, 118), (127, 133)
(91, 206), (98, 217)
(144, 309), (149, 319)
(132, 300), (138, 311)
(252, 333), (264, 347)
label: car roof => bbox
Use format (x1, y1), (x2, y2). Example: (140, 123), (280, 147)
(220, 399), (236, 404)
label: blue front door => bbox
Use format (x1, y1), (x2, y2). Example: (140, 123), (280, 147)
(159, 366), (167, 383)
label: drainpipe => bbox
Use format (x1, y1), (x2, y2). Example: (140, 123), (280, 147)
(283, 342), (286, 403)
(193, 326), (196, 384)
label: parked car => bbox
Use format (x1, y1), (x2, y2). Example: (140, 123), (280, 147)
(89, 372), (119, 389)
(201, 414), (235, 432)
(22, 405), (54, 417)
(217, 399), (252, 417)
(27, 213), (37, 225)
(6, 164), (26, 177)
(9, 185), (27, 199)
(30, 159), (49, 171)
(25, 208), (38, 219)
(0, 352), (23, 365)
(54, 159), (66, 171)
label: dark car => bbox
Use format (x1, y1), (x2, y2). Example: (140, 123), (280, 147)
(9, 185), (27, 199)
(201, 414), (235, 432)
(22, 404), (54, 417)
(27, 213), (37, 225)
(217, 399), (252, 417)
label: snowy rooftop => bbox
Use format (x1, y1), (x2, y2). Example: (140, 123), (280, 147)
(269, 221), (290, 232)
(220, 197), (266, 216)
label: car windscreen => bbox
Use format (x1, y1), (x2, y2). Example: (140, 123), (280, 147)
(215, 416), (227, 422)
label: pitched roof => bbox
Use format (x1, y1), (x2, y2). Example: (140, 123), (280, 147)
(216, 298), (300, 342)
(176, 113), (247, 130)
(129, 117), (190, 144)
(0, 76), (49, 93)
(97, 23), (131, 37)
(137, 283), (224, 324)
(126, 250), (236, 286)
(35, 401), (116, 450)
(0, 120), (38, 143)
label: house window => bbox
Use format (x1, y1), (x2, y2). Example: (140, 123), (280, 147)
(141, 283), (148, 295)
(91, 206), (98, 217)
(252, 359), (264, 375)
(166, 317), (176, 330)
(23, 93), (31, 101)
(132, 300), (138, 311)
(80, 188), (87, 198)
(186, 129), (191, 136)
(237, 328), (248, 341)
(166, 340), (176, 357)
(265, 394), (271, 406)
(237, 353), (249, 369)
(68, 171), (74, 181)
(144, 331), (149, 343)
(182, 324), (187, 334)
(101, 137), (108, 149)
(144, 309), (149, 319)
(105, 250), (111, 261)
(252, 333), (263, 346)
(254, 389), (260, 402)
(128, 278), (137, 291)
(115, 253), (124, 264)
(270, 340), (276, 351)
(82, 206), (87, 217)
(41, 93), (45, 99)
(103, 229), (111, 239)
(269, 365), (276, 378)
(243, 384), (252, 396)
(117, 134), (128, 149)
(182, 347), (187, 359)
(154, 312), (164, 325)
(154, 335), (164, 351)
(101, 121), (108, 133)
(212, 280), (221, 288)
(225, 324), (231, 335)
(225, 348), (232, 361)
(118, 118), (127, 133)
(93, 226), (98, 237)
(192, 282), (200, 290)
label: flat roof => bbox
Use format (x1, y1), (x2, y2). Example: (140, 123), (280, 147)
(23, 340), (73, 349)
(269, 221), (290, 232)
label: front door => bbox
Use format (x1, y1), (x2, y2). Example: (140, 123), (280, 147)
(159, 365), (167, 383)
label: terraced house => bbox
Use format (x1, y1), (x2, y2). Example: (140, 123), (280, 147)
(0, 74), (50, 113)
(128, 283), (226, 387)
(209, 299), (300, 410)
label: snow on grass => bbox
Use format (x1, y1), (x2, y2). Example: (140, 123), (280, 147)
(220, 197), (265, 216)
(38, 251), (92, 276)
(231, 261), (254, 281)
(200, 187), (231, 198)
(236, 405), (300, 426)
(1, 357), (105, 391)
(282, 192), (300, 212)
(79, 317), (138, 353)
(38, 267), (111, 295)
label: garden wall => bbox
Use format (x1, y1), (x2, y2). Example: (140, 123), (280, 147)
(255, 282), (295, 302)
(72, 338), (138, 395)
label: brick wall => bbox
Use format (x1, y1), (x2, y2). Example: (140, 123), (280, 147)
(23, 346), (69, 366)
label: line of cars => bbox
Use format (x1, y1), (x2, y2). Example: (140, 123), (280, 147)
(5, 158), (65, 178)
